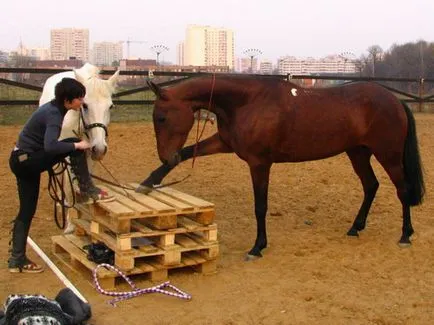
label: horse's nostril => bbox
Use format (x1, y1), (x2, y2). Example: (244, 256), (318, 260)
(91, 146), (97, 153)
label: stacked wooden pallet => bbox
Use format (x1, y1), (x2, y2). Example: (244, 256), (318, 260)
(52, 184), (219, 289)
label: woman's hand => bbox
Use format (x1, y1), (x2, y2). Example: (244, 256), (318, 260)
(74, 140), (91, 151)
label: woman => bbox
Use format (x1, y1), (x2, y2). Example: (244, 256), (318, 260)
(8, 77), (112, 273)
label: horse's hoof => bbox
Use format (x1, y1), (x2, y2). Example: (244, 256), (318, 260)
(398, 238), (411, 248)
(245, 254), (262, 261)
(135, 185), (152, 194)
(398, 242), (412, 248)
(346, 229), (359, 237)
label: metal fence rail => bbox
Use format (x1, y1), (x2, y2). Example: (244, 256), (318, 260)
(0, 68), (432, 111)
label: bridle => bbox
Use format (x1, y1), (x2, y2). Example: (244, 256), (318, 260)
(79, 107), (109, 138)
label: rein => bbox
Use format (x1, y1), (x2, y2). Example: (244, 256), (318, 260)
(48, 160), (76, 229)
(192, 73), (216, 167)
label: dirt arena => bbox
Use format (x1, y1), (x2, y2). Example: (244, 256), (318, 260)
(0, 114), (433, 325)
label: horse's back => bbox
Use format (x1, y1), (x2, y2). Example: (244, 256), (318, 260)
(267, 81), (407, 162)
(39, 71), (75, 106)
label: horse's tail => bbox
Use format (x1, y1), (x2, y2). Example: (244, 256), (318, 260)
(402, 101), (425, 206)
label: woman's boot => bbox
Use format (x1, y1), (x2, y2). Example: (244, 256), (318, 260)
(69, 152), (114, 203)
(8, 219), (43, 273)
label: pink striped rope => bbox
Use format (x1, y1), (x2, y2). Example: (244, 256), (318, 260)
(93, 263), (192, 306)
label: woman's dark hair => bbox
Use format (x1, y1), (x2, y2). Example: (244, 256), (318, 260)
(52, 77), (86, 107)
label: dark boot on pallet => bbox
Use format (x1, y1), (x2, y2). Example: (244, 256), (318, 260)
(69, 152), (114, 203)
(8, 220), (43, 273)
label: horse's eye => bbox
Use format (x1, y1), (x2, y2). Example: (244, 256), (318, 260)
(82, 103), (89, 110)
(156, 115), (166, 124)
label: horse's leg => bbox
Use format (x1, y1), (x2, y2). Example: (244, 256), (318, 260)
(346, 147), (379, 237)
(246, 163), (271, 260)
(137, 133), (232, 192)
(374, 152), (413, 246)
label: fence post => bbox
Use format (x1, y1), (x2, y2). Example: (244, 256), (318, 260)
(418, 77), (424, 113)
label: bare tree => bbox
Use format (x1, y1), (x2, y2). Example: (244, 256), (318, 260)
(367, 45), (383, 77)
(355, 54), (370, 77)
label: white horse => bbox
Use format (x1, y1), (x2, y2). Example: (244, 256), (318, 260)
(39, 63), (120, 159)
(39, 63), (120, 232)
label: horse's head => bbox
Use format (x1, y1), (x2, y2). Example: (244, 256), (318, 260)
(147, 80), (195, 167)
(74, 66), (120, 160)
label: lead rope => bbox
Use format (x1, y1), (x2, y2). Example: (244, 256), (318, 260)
(93, 263), (192, 306)
(95, 158), (192, 195)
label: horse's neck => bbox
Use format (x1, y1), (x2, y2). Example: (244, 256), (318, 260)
(59, 110), (83, 139)
(180, 78), (245, 112)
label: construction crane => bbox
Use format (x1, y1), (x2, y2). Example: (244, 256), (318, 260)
(122, 39), (147, 59)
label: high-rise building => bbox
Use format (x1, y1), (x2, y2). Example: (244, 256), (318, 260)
(235, 57), (258, 73)
(259, 60), (273, 74)
(50, 28), (89, 61)
(183, 25), (234, 70)
(92, 42), (123, 66)
(277, 55), (357, 75)
(177, 42), (184, 66)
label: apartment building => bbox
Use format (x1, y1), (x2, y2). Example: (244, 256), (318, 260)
(50, 28), (89, 61)
(277, 55), (357, 75)
(183, 25), (235, 70)
(259, 60), (273, 74)
(92, 42), (123, 66)
(12, 43), (50, 60)
(235, 57), (259, 73)
(177, 42), (184, 66)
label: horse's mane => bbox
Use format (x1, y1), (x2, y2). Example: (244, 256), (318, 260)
(79, 63), (115, 97)
(172, 74), (289, 102)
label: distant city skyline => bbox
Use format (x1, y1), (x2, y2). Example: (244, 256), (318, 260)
(2, 0), (433, 63)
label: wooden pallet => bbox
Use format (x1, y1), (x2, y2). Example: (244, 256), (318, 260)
(72, 218), (219, 270)
(52, 234), (218, 290)
(74, 184), (215, 231)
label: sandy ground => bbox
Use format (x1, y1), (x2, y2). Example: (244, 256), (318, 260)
(0, 114), (433, 325)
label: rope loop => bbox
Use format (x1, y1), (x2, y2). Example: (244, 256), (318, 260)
(93, 263), (192, 306)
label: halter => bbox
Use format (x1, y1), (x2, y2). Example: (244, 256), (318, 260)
(79, 107), (108, 138)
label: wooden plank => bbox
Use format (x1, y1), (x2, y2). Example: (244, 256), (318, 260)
(131, 220), (154, 233)
(150, 186), (214, 209)
(185, 251), (207, 264)
(147, 191), (195, 211)
(175, 234), (198, 248)
(105, 184), (176, 214)
(92, 214), (131, 234)
(185, 210), (215, 225)
(141, 215), (178, 230)
(177, 216), (203, 230)
(65, 233), (91, 249)
(99, 185), (153, 215)
(97, 200), (136, 217)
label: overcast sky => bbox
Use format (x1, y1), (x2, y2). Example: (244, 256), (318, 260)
(2, 0), (433, 63)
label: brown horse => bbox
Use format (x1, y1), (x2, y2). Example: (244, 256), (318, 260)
(137, 75), (425, 259)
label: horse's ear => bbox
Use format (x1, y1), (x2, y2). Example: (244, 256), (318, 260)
(73, 69), (86, 84)
(146, 80), (167, 100)
(108, 69), (120, 89)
